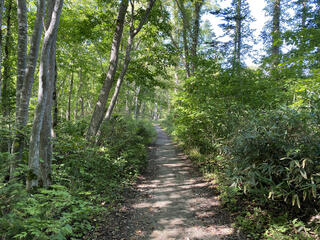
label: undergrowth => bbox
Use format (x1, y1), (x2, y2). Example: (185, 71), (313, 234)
(0, 116), (156, 240)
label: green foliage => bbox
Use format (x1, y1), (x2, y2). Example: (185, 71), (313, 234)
(172, 60), (284, 154)
(0, 183), (100, 240)
(229, 107), (320, 208)
(165, 56), (320, 238)
(0, 117), (155, 239)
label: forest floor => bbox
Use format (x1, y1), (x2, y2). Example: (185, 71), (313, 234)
(94, 125), (244, 240)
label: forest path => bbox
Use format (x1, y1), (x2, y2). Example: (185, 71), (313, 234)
(97, 125), (243, 240)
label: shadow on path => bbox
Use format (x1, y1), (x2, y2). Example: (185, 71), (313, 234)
(97, 125), (244, 240)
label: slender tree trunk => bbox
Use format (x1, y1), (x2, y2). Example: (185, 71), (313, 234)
(125, 85), (130, 114)
(182, 17), (190, 78)
(67, 71), (73, 121)
(301, 0), (307, 28)
(53, 61), (58, 129)
(0, 0), (4, 101)
(102, 0), (156, 124)
(27, 0), (63, 190)
(191, 0), (203, 72)
(134, 86), (140, 119)
(87, 0), (129, 138)
(11, 0), (46, 178)
(2, 0), (13, 117)
(271, 0), (281, 67)
(75, 71), (83, 120)
(39, 33), (56, 188)
(80, 96), (84, 117)
(316, 0), (320, 66)
(16, 0), (28, 118)
(234, 0), (242, 68)
(175, 0), (191, 78)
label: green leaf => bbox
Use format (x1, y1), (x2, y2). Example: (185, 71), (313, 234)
(300, 169), (307, 179)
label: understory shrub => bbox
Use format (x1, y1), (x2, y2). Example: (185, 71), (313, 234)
(166, 64), (320, 238)
(229, 107), (320, 209)
(0, 116), (156, 239)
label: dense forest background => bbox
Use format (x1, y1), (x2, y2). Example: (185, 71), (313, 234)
(0, 0), (319, 239)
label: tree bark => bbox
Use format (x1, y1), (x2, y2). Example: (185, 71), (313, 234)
(234, 0), (242, 68)
(300, 0), (307, 28)
(134, 86), (140, 119)
(53, 61), (58, 129)
(87, 0), (129, 138)
(39, 33), (56, 188)
(16, 0), (28, 118)
(191, 0), (203, 72)
(175, 0), (191, 78)
(11, 0), (46, 178)
(0, 0), (4, 101)
(75, 71), (82, 120)
(67, 71), (73, 121)
(271, 0), (281, 68)
(2, 0), (13, 117)
(27, 0), (63, 190)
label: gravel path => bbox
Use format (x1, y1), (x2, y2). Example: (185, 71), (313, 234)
(96, 125), (243, 240)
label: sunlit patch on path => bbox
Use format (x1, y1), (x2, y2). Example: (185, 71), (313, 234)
(97, 125), (243, 240)
(127, 125), (241, 240)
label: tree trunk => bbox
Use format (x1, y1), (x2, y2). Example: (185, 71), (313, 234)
(191, 0), (203, 72)
(16, 0), (28, 118)
(11, 0), (46, 178)
(75, 71), (83, 120)
(27, 0), (63, 190)
(102, 0), (156, 124)
(2, 0), (13, 117)
(175, 0), (191, 78)
(234, 0), (242, 68)
(39, 33), (56, 188)
(87, 0), (129, 138)
(134, 86), (140, 119)
(271, 0), (281, 68)
(301, 0), (307, 28)
(53, 61), (58, 129)
(125, 85), (130, 114)
(0, 0), (4, 101)
(67, 71), (73, 121)
(182, 14), (190, 78)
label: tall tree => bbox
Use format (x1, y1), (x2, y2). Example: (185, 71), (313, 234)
(27, 0), (64, 190)
(67, 71), (73, 121)
(2, 0), (14, 117)
(87, 0), (129, 138)
(10, 0), (46, 178)
(210, 0), (254, 69)
(0, 0), (4, 100)
(234, 0), (241, 67)
(175, 0), (191, 77)
(16, 0), (28, 118)
(17, 0), (46, 125)
(102, 0), (156, 125)
(271, 0), (281, 68)
(191, 0), (204, 72)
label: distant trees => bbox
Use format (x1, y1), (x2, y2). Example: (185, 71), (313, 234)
(172, 0), (204, 77)
(210, 0), (254, 69)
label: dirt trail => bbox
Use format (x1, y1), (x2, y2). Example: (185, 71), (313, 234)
(97, 125), (243, 240)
